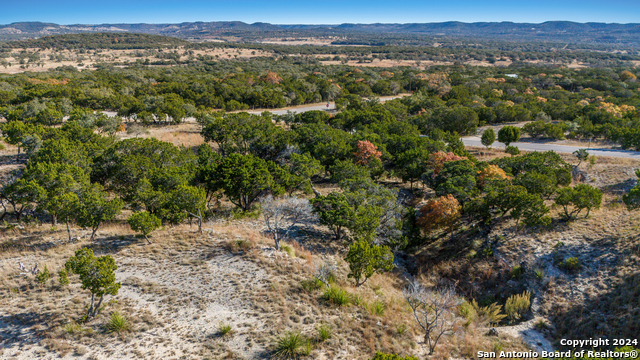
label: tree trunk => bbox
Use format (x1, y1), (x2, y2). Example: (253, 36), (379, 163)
(90, 226), (98, 241)
(66, 221), (72, 242)
(88, 293), (95, 318)
(144, 234), (152, 244)
(91, 295), (105, 318)
(310, 180), (321, 198)
(274, 231), (280, 250)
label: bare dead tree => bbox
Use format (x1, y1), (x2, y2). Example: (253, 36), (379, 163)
(260, 195), (315, 250)
(313, 260), (337, 287)
(17, 262), (39, 276)
(403, 280), (462, 355)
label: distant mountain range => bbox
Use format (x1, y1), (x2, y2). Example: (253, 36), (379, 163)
(1, 21), (639, 47)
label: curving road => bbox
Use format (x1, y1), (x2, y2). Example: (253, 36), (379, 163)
(246, 94), (408, 115)
(462, 136), (640, 160)
(106, 93), (640, 160)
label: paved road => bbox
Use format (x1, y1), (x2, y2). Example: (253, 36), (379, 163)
(462, 136), (640, 160)
(106, 95), (408, 119)
(106, 94), (640, 160)
(246, 95), (408, 115)
(247, 103), (336, 115)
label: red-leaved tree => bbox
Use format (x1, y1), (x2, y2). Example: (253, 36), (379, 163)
(427, 151), (466, 175)
(417, 194), (462, 236)
(354, 140), (382, 166)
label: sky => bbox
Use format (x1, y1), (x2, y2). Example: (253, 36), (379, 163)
(1, 0), (639, 25)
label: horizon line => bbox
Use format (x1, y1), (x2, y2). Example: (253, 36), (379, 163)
(3, 20), (640, 26)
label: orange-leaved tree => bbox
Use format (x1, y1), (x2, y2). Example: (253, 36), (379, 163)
(477, 164), (510, 188)
(427, 151), (466, 175)
(354, 140), (382, 166)
(417, 194), (462, 236)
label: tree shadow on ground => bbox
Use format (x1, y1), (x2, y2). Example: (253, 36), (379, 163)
(605, 178), (638, 195)
(551, 271), (640, 349)
(0, 232), (62, 253)
(85, 235), (140, 256)
(0, 310), (64, 349)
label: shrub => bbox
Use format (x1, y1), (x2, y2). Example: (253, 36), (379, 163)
(504, 290), (531, 323)
(36, 265), (50, 286)
(573, 149), (589, 166)
(509, 265), (525, 279)
(106, 311), (131, 333)
(505, 145), (520, 156)
(272, 331), (311, 359)
(58, 268), (69, 286)
(127, 211), (161, 244)
(534, 318), (549, 329)
(460, 299), (506, 326)
(555, 184), (603, 220)
(371, 352), (419, 360)
(417, 194), (462, 235)
(346, 238), (394, 287)
(498, 126), (521, 146)
(323, 285), (351, 306)
(218, 323), (233, 336)
(560, 257), (581, 272)
(65, 248), (121, 318)
(317, 324), (331, 342)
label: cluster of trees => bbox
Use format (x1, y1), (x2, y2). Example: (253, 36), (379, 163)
(0, 86), (608, 247)
(0, 54), (638, 149)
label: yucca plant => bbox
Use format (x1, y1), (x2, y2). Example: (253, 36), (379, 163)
(106, 311), (131, 333)
(272, 331), (311, 359)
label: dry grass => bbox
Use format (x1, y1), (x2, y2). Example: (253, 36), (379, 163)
(0, 212), (538, 359)
(0, 47), (272, 75)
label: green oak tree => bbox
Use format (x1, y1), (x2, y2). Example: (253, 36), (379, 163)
(128, 211), (162, 244)
(345, 238), (394, 287)
(65, 248), (121, 318)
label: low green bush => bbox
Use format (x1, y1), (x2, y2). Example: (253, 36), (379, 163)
(509, 265), (525, 279)
(323, 285), (351, 306)
(560, 257), (581, 272)
(218, 323), (232, 336)
(317, 324), (331, 342)
(36, 265), (50, 286)
(371, 352), (418, 360)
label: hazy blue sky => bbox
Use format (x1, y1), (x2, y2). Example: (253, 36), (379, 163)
(2, 0), (639, 25)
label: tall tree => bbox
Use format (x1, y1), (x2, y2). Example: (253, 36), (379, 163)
(75, 183), (124, 241)
(497, 126), (521, 146)
(481, 128), (496, 149)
